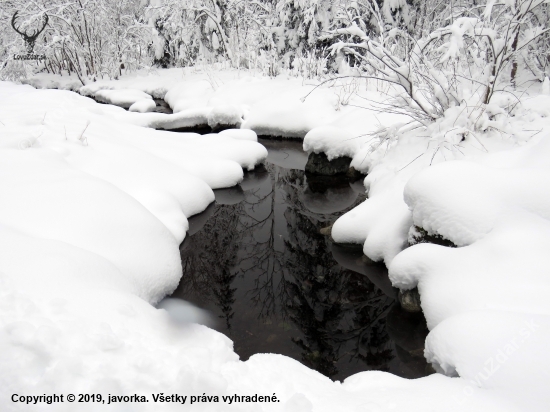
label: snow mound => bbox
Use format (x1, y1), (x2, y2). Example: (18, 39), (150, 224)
(219, 128), (258, 141)
(331, 192), (412, 263)
(403, 162), (550, 246)
(425, 311), (550, 409)
(385, 132), (550, 407)
(0, 148), (182, 304)
(331, 171), (413, 264)
(129, 98), (157, 113)
(207, 105), (243, 128)
(0, 81), (267, 302)
(22, 74), (82, 91)
(86, 88), (153, 108)
(303, 126), (359, 160)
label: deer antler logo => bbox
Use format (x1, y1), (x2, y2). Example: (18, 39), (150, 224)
(11, 11), (49, 54)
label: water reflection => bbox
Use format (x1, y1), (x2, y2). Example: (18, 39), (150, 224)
(170, 139), (430, 381)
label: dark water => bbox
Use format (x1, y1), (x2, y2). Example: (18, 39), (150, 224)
(169, 138), (431, 381)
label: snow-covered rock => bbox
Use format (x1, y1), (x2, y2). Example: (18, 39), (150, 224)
(86, 88), (154, 108)
(129, 98), (157, 113)
(219, 128), (258, 141)
(303, 126), (359, 160)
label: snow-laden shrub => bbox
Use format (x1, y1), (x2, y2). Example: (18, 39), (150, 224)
(1, 0), (152, 84)
(324, 0), (550, 131)
(2, 0), (548, 87)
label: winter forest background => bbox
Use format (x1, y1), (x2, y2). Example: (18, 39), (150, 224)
(2, 0), (549, 115)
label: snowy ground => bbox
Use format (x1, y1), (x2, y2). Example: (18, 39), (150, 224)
(1, 69), (549, 411)
(25, 68), (405, 144)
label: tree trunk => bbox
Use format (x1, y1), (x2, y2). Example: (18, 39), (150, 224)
(510, 29), (520, 89)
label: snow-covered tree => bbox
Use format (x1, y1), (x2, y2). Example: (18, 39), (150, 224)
(325, 0), (550, 125)
(1, 0), (548, 88)
(1, 0), (151, 83)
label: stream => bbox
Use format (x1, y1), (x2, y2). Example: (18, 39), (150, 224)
(169, 137), (431, 381)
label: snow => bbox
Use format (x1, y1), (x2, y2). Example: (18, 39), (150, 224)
(129, 99), (157, 113)
(0, 148), (182, 303)
(158, 298), (213, 327)
(331, 177), (412, 263)
(424, 311), (550, 410)
(402, 159), (550, 246)
(85, 88), (154, 108)
(207, 105), (243, 128)
(0, 82), (267, 298)
(328, 89), (550, 410)
(334, 22), (368, 39)
(219, 128), (258, 141)
(3, 0), (549, 406)
(382, 131), (550, 406)
(303, 126), (359, 160)
(390, 214), (550, 327)
(2, 68), (550, 411)
(27, 69), (404, 144)
(0, 81), (269, 410)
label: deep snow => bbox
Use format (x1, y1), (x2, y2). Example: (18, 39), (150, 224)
(2, 68), (550, 411)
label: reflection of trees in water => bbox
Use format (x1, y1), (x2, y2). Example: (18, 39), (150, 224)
(280, 168), (395, 378)
(235, 167), (285, 320)
(177, 162), (395, 379)
(179, 205), (240, 329)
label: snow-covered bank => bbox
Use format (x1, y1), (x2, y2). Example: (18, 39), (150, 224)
(329, 88), (550, 410)
(0, 80), (531, 411)
(387, 133), (550, 409)
(25, 69), (402, 144)
(0, 81), (267, 304)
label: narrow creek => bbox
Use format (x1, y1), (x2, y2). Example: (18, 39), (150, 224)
(169, 137), (432, 381)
